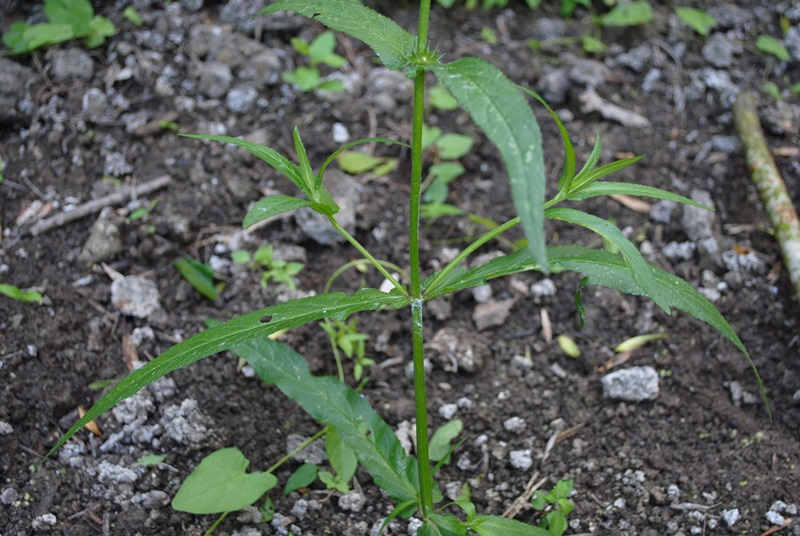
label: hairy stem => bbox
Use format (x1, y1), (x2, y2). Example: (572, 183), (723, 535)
(411, 0), (434, 518)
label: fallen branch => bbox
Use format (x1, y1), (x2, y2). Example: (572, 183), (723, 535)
(28, 174), (172, 236)
(733, 92), (800, 304)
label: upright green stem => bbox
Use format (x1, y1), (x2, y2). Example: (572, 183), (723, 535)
(410, 0), (434, 519)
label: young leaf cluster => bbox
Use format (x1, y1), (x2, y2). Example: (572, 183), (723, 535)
(283, 31), (348, 92)
(2, 0), (115, 54)
(232, 244), (305, 291)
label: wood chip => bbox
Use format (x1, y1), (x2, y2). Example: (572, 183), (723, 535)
(78, 406), (102, 437)
(610, 194), (651, 214)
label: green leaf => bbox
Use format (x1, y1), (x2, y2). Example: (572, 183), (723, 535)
(172, 448), (277, 514)
(675, 7), (716, 36)
(284, 463), (318, 495)
(285, 66), (321, 91)
(422, 125), (443, 150)
(574, 276), (589, 328)
(181, 134), (304, 196)
(572, 133), (602, 187)
(428, 419), (463, 462)
(428, 513), (468, 536)
(0, 283), (43, 303)
(173, 257), (218, 302)
(600, 1), (653, 26)
(547, 511), (567, 536)
(293, 127), (316, 193)
(260, 0), (415, 70)
(22, 23), (75, 50)
(325, 427), (358, 486)
(319, 136), (407, 182)
(47, 289), (410, 462)
(435, 133), (474, 159)
(470, 515), (553, 536)
(569, 156), (643, 194)
(243, 196), (312, 229)
(336, 152), (392, 174)
(123, 6), (143, 26)
(581, 35), (607, 53)
(84, 16), (115, 48)
(431, 58), (548, 272)
(316, 79), (346, 92)
(308, 31), (337, 63)
(3, 21), (32, 51)
(551, 479), (573, 500)
(291, 36), (310, 56)
(234, 336), (423, 504)
(567, 182), (712, 209)
(546, 207), (668, 313)
(137, 453), (167, 466)
(44, 0), (93, 35)
(519, 87), (576, 192)
(430, 86), (459, 110)
(756, 35), (790, 61)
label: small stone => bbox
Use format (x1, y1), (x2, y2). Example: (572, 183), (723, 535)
(407, 517), (424, 536)
(702, 34), (737, 68)
(426, 327), (489, 374)
(32, 513), (58, 531)
(613, 44), (652, 73)
(439, 403), (458, 420)
(197, 62), (233, 98)
(530, 278), (556, 298)
(711, 135), (739, 153)
(569, 58), (610, 88)
(332, 122), (350, 143)
(509, 449), (533, 470)
(601, 366), (659, 401)
(96, 460), (138, 484)
(0, 57), (36, 123)
(82, 88), (110, 120)
(339, 490), (366, 512)
(662, 241), (696, 261)
(140, 490), (170, 508)
(295, 170), (359, 245)
(721, 508), (740, 526)
(0, 421), (13, 434)
(472, 284), (493, 304)
(159, 399), (210, 447)
(47, 48), (94, 80)
(104, 152), (134, 177)
(1, 487), (19, 505)
(287, 434), (327, 464)
(537, 67), (571, 105)
(472, 298), (516, 331)
(226, 85), (259, 114)
(533, 18), (566, 41)
(111, 276), (161, 318)
(765, 511), (785, 526)
(78, 215), (124, 263)
(503, 417), (527, 434)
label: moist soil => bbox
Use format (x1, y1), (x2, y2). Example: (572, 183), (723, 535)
(1, 1), (799, 535)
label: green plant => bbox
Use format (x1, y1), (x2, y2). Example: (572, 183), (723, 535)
(0, 283), (43, 303)
(756, 34), (791, 62)
(531, 479), (574, 536)
(174, 256), (221, 302)
(49, 1), (766, 534)
(2, 0), (115, 54)
(321, 316), (375, 382)
(231, 244), (304, 291)
(282, 31), (347, 92)
(675, 7), (717, 36)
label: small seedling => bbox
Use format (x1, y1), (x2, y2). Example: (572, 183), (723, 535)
(599, 1), (653, 27)
(756, 34), (791, 62)
(231, 244), (304, 291)
(531, 479), (575, 536)
(283, 31), (347, 92)
(173, 256), (220, 302)
(428, 419), (464, 463)
(675, 7), (717, 36)
(122, 6), (143, 27)
(0, 283), (43, 303)
(2, 0), (115, 54)
(320, 317), (374, 382)
(318, 428), (358, 494)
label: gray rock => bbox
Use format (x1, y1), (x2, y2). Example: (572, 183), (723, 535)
(366, 68), (411, 110)
(786, 26), (800, 62)
(702, 34), (737, 68)
(295, 169), (360, 245)
(338, 491), (366, 512)
(711, 134), (739, 153)
(47, 48), (94, 80)
(221, 0), (304, 34)
(602, 366), (660, 401)
(132, 490), (170, 508)
(537, 67), (571, 105)
(238, 50), (282, 87)
(160, 399), (211, 447)
(0, 58), (36, 123)
(31, 513), (58, 530)
(439, 403), (458, 420)
(112, 391), (155, 425)
(82, 88), (111, 121)
(613, 44), (652, 72)
(286, 434), (327, 464)
(509, 449), (533, 470)
(111, 276), (161, 318)
(103, 152), (134, 177)
(650, 200), (676, 224)
(662, 241), (696, 261)
(530, 278), (557, 299)
(226, 85), (259, 114)
(569, 58), (610, 88)
(78, 215), (124, 263)
(699, 68), (739, 105)
(721, 508), (740, 526)
(533, 18), (566, 41)
(180, 0), (203, 11)
(760, 100), (800, 135)
(682, 189), (721, 267)
(472, 298), (516, 331)
(0, 421), (12, 434)
(96, 460), (139, 484)
(765, 511), (785, 526)
(503, 417), (527, 434)
(1, 487), (19, 505)
(426, 327), (489, 374)
(197, 62), (233, 99)
(708, 5), (754, 29)
(472, 284), (493, 304)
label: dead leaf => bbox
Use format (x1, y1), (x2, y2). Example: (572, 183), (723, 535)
(78, 406), (102, 437)
(610, 194), (651, 214)
(773, 146), (800, 157)
(121, 334), (139, 371)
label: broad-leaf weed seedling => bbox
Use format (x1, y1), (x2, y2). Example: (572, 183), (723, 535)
(231, 244), (304, 291)
(49, 1), (768, 534)
(283, 31), (348, 92)
(531, 479), (575, 536)
(0, 283), (43, 303)
(2, 0), (115, 54)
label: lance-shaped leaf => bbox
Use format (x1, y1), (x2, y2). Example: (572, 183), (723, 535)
(46, 289), (410, 461)
(567, 182), (712, 209)
(431, 58), (548, 271)
(231, 335), (422, 504)
(243, 196), (313, 229)
(545, 207), (669, 313)
(520, 87), (576, 192)
(259, 0), (415, 70)
(181, 134), (305, 195)
(569, 155), (643, 194)
(469, 515), (553, 536)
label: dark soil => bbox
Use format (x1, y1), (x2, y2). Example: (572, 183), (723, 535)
(1, 1), (799, 535)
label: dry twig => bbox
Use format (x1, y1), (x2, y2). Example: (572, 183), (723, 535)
(28, 174), (172, 236)
(733, 92), (800, 304)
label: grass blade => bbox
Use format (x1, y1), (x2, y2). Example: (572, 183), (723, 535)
(432, 58), (548, 271)
(568, 182), (712, 209)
